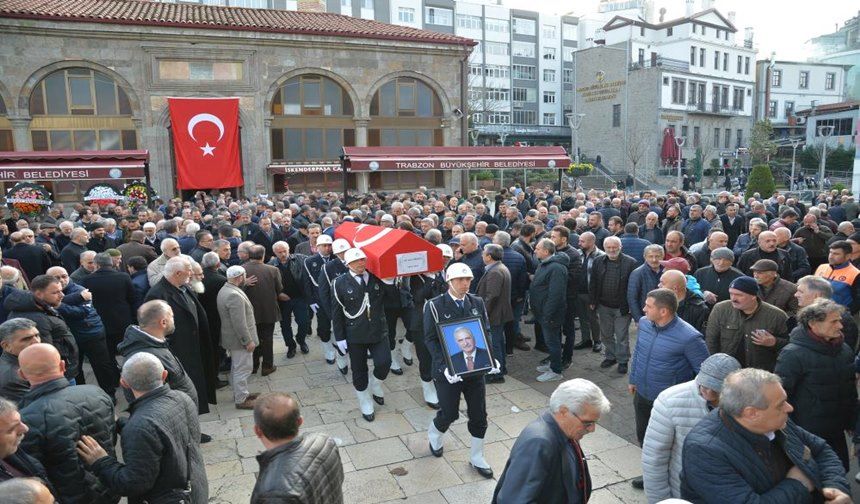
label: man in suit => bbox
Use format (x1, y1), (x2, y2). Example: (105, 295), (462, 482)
(4, 232), (51, 281)
(448, 326), (492, 374)
(242, 245), (284, 377)
(249, 217), (284, 262)
(79, 253), (138, 359)
(294, 223), (322, 256)
(493, 378), (611, 504)
(475, 244), (512, 381)
(116, 230), (157, 269)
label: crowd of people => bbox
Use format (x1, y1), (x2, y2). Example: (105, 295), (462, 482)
(0, 183), (858, 502)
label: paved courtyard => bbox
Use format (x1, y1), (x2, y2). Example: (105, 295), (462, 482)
(190, 320), (648, 504)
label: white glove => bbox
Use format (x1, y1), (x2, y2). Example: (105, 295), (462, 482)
(443, 367), (463, 384)
(310, 303), (319, 314)
(336, 340), (348, 354)
(488, 360), (501, 375)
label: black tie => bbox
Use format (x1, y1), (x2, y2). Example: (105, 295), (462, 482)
(455, 299), (464, 311)
(357, 275), (365, 288)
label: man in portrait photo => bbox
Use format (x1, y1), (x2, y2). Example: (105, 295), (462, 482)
(449, 326), (491, 374)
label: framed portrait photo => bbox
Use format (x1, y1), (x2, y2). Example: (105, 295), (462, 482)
(436, 316), (495, 378)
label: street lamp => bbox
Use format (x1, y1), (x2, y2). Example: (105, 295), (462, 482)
(790, 137), (802, 191)
(817, 124), (835, 189)
(563, 112), (586, 191)
(675, 135), (686, 189)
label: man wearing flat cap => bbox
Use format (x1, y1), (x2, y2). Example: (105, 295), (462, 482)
(705, 276), (788, 371)
(694, 247), (744, 305)
(751, 259), (798, 315)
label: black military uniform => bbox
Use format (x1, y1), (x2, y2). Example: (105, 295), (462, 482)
(383, 277), (413, 374)
(319, 255), (350, 372)
(409, 272), (447, 385)
(423, 291), (492, 441)
(303, 252), (332, 343)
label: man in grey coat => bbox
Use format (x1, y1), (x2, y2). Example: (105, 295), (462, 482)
(217, 266), (259, 410)
(78, 352), (208, 504)
(0, 318), (40, 403)
(494, 379), (611, 504)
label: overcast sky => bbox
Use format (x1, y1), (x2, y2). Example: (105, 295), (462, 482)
(502, 0), (857, 59)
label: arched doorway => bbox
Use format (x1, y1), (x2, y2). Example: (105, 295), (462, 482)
(26, 67), (137, 202)
(269, 74), (356, 191)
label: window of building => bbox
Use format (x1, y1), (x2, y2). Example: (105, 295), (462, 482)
(271, 75), (354, 116)
(701, 25), (706, 36)
(784, 101), (794, 118)
(30, 68), (133, 117)
(485, 18), (509, 33)
(722, 52), (728, 71)
(512, 87), (536, 103)
(397, 7), (415, 24)
(736, 129), (743, 148)
(744, 57), (750, 74)
(716, 29), (721, 39)
(543, 112), (556, 125)
(512, 17), (535, 36)
(671, 78), (686, 104)
(512, 110), (537, 125)
(487, 113), (510, 124)
(692, 24), (697, 34)
(563, 23), (577, 40)
(699, 48), (705, 67)
(681, 125), (688, 138)
(485, 88), (510, 101)
(693, 126), (700, 147)
(512, 42), (535, 58)
(563, 90), (574, 111)
(612, 104), (621, 127)
(563, 48), (575, 62)
(690, 46), (696, 66)
(456, 14), (482, 30)
(361, 0), (372, 8)
(341, 0), (351, 8)
(272, 0), (299, 9)
(714, 50), (720, 70)
(733, 87), (745, 110)
(424, 7), (453, 26)
(485, 42), (510, 56)
(725, 128), (731, 148)
(663, 76), (670, 85)
(666, 27), (673, 36)
(825, 72), (836, 90)
(639, 48), (646, 65)
(725, 30), (729, 40)
(563, 68), (574, 83)
(543, 91), (556, 104)
(469, 65), (483, 77)
(771, 69), (782, 87)
(713, 128), (720, 148)
(815, 118), (854, 136)
(737, 55), (742, 73)
(640, 26), (645, 36)
(512, 65), (536, 80)
(158, 60), (243, 81)
(542, 24), (557, 39)
(768, 100), (777, 118)
(369, 77), (442, 117)
(543, 69), (556, 82)
(543, 47), (557, 60)
(799, 71), (809, 89)
(484, 65), (510, 79)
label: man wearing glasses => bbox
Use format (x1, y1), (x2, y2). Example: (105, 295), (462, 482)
(493, 378), (611, 504)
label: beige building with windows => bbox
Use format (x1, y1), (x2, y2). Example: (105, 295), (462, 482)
(0, 0), (473, 201)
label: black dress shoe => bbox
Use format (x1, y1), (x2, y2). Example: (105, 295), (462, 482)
(518, 333), (532, 342)
(592, 343), (604, 353)
(286, 347), (296, 359)
(372, 394), (385, 405)
(299, 342), (309, 354)
(599, 358), (617, 369)
(539, 356), (550, 365)
(513, 340), (531, 351)
(200, 433), (212, 444)
(524, 318), (536, 324)
(339, 365), (349, 375)
(429, 442), (443, 457)
(362, 412), (375, 422)
(533, 343), (550, 353)
(485, 374), (505, 384)
(325, 357), (336, 365)
(390, 367), (404, 376)
(426, 401), (440, 410)
(472, 464), (494, 479)
(562, 359), (572, 370)
(617, 363), (628, 374)
(215, 379), (229, 389)
(631, 476), (644, 489)
(572, 340), (592, 350)
(403, 358), (413, 366)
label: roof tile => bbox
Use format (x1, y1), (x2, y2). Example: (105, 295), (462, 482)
(0, 0), (476, 46)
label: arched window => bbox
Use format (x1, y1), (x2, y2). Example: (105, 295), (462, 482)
(270, 75), (355, 190)
(28, 68), (137, 151)
(0, 96), (12, 151)
(368, 77), (444, 189)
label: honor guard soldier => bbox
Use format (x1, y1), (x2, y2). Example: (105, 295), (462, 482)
(332, 248), (396, 422)
(318, 238), (351, 374)
(408, 244), (454, 409)
(303, 234), (334, 363)
(424, 262), (500, 479)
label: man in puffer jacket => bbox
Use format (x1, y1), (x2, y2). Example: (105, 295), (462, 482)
(628, 288), (709, 490)
(641, 353), (741, 502)
(774, 299), (857, 472)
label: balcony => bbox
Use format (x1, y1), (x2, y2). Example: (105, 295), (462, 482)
(629, 56), (689, 72)
(686, 101), (744, 116)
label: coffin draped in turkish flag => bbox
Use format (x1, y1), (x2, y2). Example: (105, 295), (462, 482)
(168, 97), (243, 190)
(335, 222), (445, 278)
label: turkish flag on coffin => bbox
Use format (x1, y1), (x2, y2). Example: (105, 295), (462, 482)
(168, 97), (243, 190)
(335, 222), (445, 279)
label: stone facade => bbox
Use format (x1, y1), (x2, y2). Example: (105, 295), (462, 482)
(0, 17), (468, 198)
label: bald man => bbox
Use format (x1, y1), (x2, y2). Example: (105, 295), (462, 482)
(17, 344), (117, 503)
(659, 270), (710, 333)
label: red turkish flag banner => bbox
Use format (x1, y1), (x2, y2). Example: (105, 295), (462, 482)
(168, 97), (243, 190)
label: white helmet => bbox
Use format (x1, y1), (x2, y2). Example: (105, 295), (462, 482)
(436, 243), (454, 258)
(344, 248), (367, 264)
(332, 238), (351, 255)
(446, 262), (473, 281)
(316, 234), (333, 245)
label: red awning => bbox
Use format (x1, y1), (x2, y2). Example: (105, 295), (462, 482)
(335, 221), (445, 278)
(342, 146), (570, 172)
(0, 150), (149, 182)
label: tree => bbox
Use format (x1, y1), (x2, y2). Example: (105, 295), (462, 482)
(746, 164), (776, 197)
(466, 72), (508, 145)
(749, 119), (777, 164)
(625, 129), (647, 190)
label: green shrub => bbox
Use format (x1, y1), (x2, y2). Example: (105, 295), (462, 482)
(746, 164), (776, 197)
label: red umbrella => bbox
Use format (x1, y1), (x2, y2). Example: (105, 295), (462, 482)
(660, 127), (680, 167)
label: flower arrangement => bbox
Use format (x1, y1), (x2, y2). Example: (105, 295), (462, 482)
(83, 183), (123, 208)
(122, 180), (156, 208)
(567, 162), (595, 177)
(6, 182), (52, 217)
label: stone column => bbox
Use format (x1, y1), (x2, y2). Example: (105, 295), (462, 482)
(8, 116), (32, 151)
(354, 117), (370, 193)
(261, 116), (273, 194)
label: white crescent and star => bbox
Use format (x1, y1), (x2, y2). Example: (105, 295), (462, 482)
(187, 113), (225, 157)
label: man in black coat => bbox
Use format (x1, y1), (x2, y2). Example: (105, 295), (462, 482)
(60, 228), (90, 275)
(550, 226), (582, 368)
(736, 231), (792, 280)
(719, 203), (746, 250)
(694, 247), (744, 305)
(17, 343), (117, 504)
(249, 217), (284, 262)
(79, 253), (137, 359)
(0, 397), (54, 492)
(199, 252), (227, 366)
(144, 257), (218, 414)
(529, 239), (570, 382)
(78, 352), (208, 504)
(86, 223), (115, 254)
(590, 236), (638, 374)
(4, 232), (51, 281)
